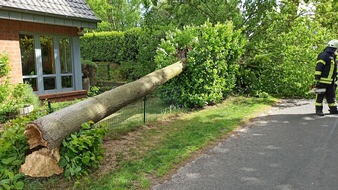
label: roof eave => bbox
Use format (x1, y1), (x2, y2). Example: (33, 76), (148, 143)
(0, 7), (101, 29)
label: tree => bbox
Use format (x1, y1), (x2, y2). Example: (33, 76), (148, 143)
(142, 0), (243, 29)
(87, 0), (143, 31)
(236, 0), (334, 97)
(20, 60), (186, 177)
(313, 0), (338, 32)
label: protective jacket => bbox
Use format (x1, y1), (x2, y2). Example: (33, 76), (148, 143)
(315, 47), (337, 84)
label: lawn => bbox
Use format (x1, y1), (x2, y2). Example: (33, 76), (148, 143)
(24, 95), (277, 190)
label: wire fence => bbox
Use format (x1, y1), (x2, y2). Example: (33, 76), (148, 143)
(97, 97), (145, 128)
(97, 63), (111, 81)
(0, 87), (183, 134)
(95, 93), (181, 129)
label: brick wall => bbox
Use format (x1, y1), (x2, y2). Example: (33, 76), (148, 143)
(0, 18), (78, 84)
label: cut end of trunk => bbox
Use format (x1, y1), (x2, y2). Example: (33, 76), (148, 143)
(19, 148), (63, 177)
(24, 123), (48, 149)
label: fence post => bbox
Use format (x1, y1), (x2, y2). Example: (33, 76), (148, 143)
(48, 101), (54, 113)
(143, 96), (146, 124)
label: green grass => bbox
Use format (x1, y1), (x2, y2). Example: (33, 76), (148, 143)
(24, 95), (277, 190)
(98, 95), (186, 139)
(82, 96), (276, 189)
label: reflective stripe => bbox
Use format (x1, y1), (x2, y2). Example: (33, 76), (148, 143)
(329, 103), (337, 107)
(320, 77), (333, 83)
(315, 71), (322, 75)
(317, 60), (326, 65)
(319, 80), (332, 84)
(328, 59), (335, 80)
(321, 77), (332, 80)
(315, 102), (323, 106)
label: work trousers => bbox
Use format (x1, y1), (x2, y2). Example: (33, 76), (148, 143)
(315, 83), (337, 111)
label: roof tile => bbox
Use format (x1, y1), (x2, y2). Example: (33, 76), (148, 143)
(0, 0), (100, 21)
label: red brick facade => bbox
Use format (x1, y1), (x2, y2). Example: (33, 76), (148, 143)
(0, 18), (78, 84)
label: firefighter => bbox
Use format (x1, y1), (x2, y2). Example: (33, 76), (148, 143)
(314, 39), (338, 116)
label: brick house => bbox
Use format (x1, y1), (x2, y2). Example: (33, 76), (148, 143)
(0, 0), (100, 101)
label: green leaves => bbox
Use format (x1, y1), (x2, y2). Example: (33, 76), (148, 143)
(1, 157), (17, 165)
(238, 12), (332, 98)
(0, 170), (24, 189)
(60, 121), (107, 180)
(0, 83), (40, 117)
(0, 51), (10, 78)
(80, 31), (125, 62)
(155, 21), (246, 108)
(0, 112), (48, 190)
(86, 0), (143, 31)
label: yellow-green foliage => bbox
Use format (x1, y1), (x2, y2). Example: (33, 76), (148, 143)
(0, 52), (10, 78)
(155, 22), (246, 108)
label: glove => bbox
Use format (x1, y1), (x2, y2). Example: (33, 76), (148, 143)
(312, 80), (324, 89)
(312, 81), (319, 89)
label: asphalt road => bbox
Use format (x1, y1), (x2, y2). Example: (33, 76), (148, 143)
(152, 99), (338, 190)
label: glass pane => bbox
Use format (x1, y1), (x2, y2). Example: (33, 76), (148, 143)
(20, 34), (36, 75)
(41, 36), (55, 74)
(59, 38), (72, 73)
(62, 76), (73, 88)
(43, 77), (56, 90)
(23, 78), (38, 91)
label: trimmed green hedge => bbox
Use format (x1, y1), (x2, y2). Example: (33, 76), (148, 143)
(81, 31), (125, 62)
(81, 28), (163, 81)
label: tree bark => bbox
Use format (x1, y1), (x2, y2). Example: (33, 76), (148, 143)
(19, 60), (186, 177)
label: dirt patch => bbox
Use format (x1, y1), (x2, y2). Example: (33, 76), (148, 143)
(95, 117), (179, 178)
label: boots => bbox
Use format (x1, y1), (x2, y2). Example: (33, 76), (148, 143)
(316, 110), (325, 116)
(329, 106), (338, 114)
(316, 106), (324, 116)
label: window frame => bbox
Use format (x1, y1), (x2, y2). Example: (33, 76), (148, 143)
(20, 32), (76, 94)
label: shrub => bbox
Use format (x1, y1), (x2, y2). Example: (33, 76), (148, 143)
(155, 21), (246, 108)
(81, 28), (164, 81)
(0, 84), (40, 116)
(0, 51), (10, 79)
(80, 31), (125, 62)
(59, 121), (107, 180)
(0, 111), (48, 190)
(81, 59), (98, 79)
(121, 28), (142, 62)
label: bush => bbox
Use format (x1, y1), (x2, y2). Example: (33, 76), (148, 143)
(155, 22), (246, 108)
(59, 121), (107, 180)
(0, 53), (40, 120)
(80, 31), (125, 62)
(121, 28), (142, 62)
(0, 112), (48, 190)
(81, 28), (164, 81)
(0, 83), (40, 116)
(81, 59), (98, 79)
(0, 51), (10, 79)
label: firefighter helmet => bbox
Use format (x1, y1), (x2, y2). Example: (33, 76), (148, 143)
(327, 39), (338, 48)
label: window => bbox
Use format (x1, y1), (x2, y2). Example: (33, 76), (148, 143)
(19, 34), (75, 94)
(20, 34), (38, 91)
(41, 35), (56, 90)
(59, 38), (73, 88)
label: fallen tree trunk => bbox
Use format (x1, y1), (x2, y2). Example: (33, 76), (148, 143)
(20, 60), (186, 177)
